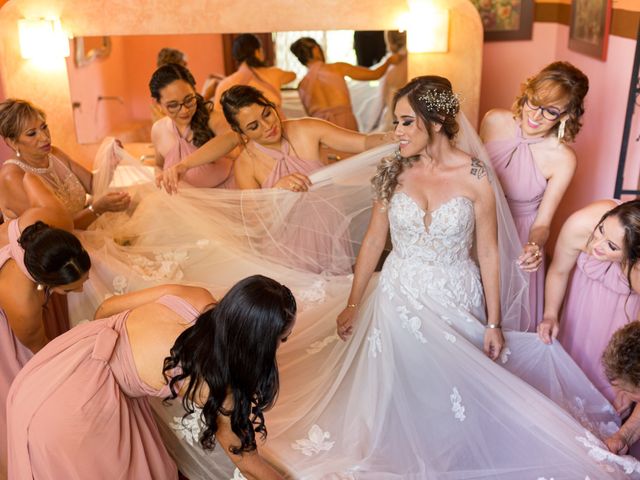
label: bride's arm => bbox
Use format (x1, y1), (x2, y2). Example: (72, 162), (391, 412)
(337, 201), (389, 340)
(471, 160), (503, 360)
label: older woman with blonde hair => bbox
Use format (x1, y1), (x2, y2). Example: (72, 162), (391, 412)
(0, 98), (131, 229)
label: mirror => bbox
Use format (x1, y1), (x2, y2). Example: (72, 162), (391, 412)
(65, 31), (399, 145)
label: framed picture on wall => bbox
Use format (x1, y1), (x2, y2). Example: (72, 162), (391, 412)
(568, 0), (612, 60)
(471, 0), (534, 42)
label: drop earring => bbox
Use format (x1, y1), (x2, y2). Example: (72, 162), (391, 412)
(557, 119), (566, 141)
(15, 149), (21, 158)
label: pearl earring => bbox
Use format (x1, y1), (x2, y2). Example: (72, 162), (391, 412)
(557, 119), (566, 141)
(36, 283), (45, 291)
(15, 149), (21, 158)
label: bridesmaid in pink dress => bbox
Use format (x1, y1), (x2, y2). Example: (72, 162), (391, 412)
(150, 63), (237, 189)
(481, 62), (589, 330)
(538, 199), (640, 405)
(290, 37), (402, 131)
(0, 177), (90, 480)
(8, 276), (296, 480)
(213, 34), (296, 126)
(219, 85), (394, 191)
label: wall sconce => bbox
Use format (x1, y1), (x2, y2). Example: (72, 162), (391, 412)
(398, 0), (449, 53)
(18, 18), (70, 60)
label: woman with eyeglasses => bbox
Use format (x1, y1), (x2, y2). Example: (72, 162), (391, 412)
(480, 61), (589, 330)
(149, 63), (239, 189)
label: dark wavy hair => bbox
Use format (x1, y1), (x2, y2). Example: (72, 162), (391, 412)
(221, 84), (279, 135)
(163, 274), (297, 454)
(232, 34), (265, 68)
(513, 61), (589, 143)
(603, 321), (640, 388)
(372, 75), (460, 206)
(19, 221), (91, 286)
(589, 200), (640, 301)
(149, 63), (215, 147)
(290, 37), (322, 66)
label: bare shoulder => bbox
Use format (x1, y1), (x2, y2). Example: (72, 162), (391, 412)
(0, 162), (25, 182)
(464, 156), (494, 202)
(564, 199), (618, 235)
(480, 108), (513, 140)
(172, 285), (216, 313)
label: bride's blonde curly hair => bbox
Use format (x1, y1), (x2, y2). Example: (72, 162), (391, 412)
(372, 76), (460, 207)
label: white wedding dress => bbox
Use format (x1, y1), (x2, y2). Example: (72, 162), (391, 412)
(74, 137), (640, 479)
(252, 192), (636, 479)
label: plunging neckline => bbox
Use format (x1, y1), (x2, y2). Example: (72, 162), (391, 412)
(395, 191), (472, 216)
(394, 192), (473, 235)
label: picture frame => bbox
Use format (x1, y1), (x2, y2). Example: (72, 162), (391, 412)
(471, 0), (534, 42)
(568, 0), (612, 61)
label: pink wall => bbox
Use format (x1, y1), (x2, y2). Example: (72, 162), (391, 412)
(122, 34), (225, 121)
(65, 34), (224, 144)
(480, 23), (637, 250)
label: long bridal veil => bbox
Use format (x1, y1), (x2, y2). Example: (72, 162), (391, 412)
(73, 122), (637, 479)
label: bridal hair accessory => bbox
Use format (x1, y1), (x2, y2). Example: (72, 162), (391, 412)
(418, 90), (461, 116)
(557, 119), (566, 141)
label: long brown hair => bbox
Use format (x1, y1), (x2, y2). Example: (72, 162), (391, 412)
(371, 76), (459, 207)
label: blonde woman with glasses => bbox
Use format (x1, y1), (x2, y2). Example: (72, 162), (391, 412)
(480, 61), (589, 330)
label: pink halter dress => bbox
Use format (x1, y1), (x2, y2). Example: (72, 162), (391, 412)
(252, 138), (324, 188)
(0, 220), (36, 479)
(485, 125), (547, 330)
(558, 221), (640, 403)
(7, 294), (200, 480)
(298, 62), (359, 131)
(164, 121), (235, 188)
(250, 139), (353, 274)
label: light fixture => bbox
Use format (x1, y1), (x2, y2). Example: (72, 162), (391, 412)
(18, 18), (70, 60)
(398, 0), (449, 54)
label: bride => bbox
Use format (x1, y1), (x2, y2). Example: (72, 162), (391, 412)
(253, 76), (636, 478)
(79, 78), (637, 478)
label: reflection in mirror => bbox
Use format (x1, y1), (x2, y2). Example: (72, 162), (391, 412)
(74, 36), (112, 68)
(66, 31), (402, 147)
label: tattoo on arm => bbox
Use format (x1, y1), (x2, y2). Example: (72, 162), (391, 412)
(470, 158), (487, 180)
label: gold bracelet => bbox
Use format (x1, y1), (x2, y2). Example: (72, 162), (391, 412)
(486, 323), (502, 329)
(87, 204), (101, 217)
(526, 241), (540, 249)
(346, 303), (358, 309)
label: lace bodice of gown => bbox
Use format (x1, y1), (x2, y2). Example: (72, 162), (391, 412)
(4, 155), (86, 214)
(382, 193), (484, 315)
(388, 193), (475, 265)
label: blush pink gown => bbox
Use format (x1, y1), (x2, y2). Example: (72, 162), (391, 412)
(558, 252), (640, 403)
(486, 125), (547, 330)
(250, 140), (353, 274)
(164, 121), (235, 188)
(252, 138), (324, 189)
(0, 220), (35, 480)
(298, 62), (359, 131)
(6, 295), (200, 480)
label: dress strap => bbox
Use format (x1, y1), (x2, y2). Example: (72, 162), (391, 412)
(251, 138), (291, 161)
(8, 219), (36, 282)
(514, 124), (546, 145)
(156, 294), (201, 323)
